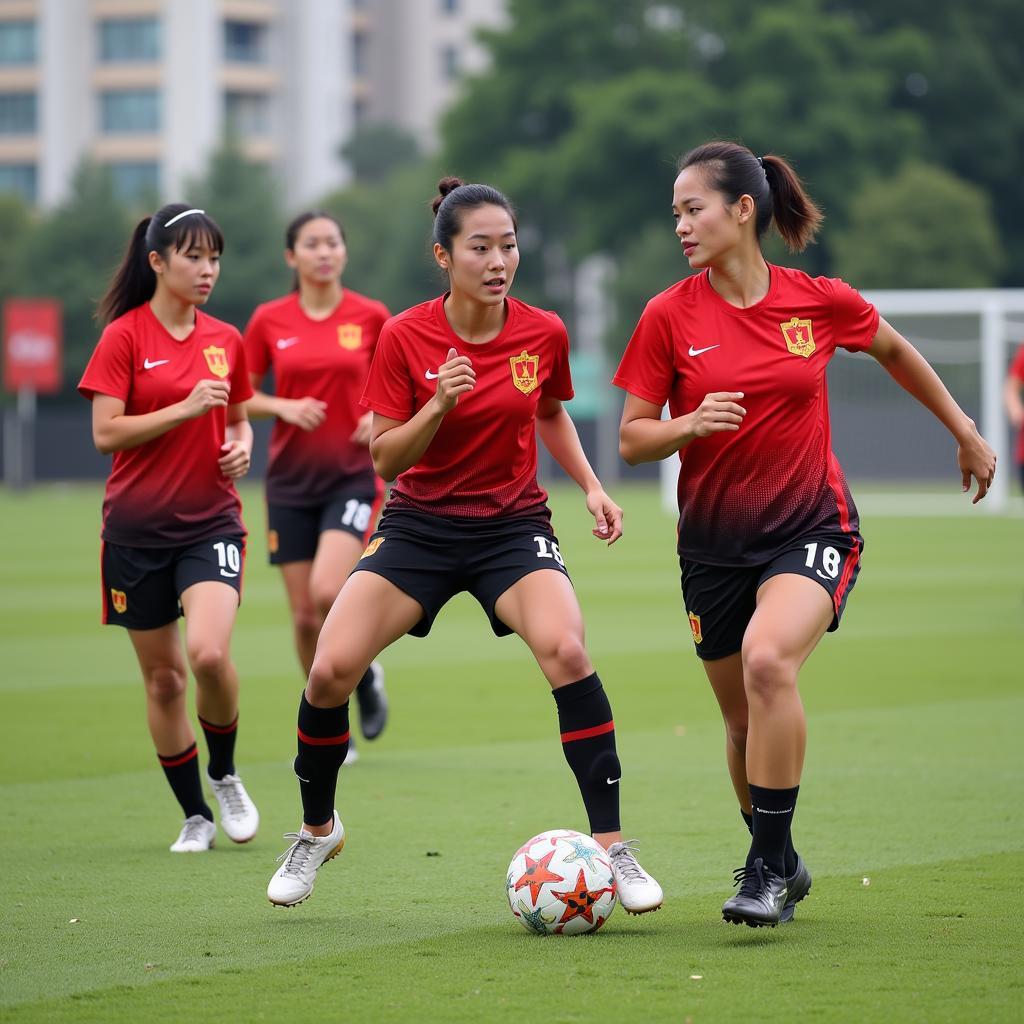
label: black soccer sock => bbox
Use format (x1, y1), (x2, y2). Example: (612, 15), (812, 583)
(741, 808), (753, 835)
(158, 743), (213, 821)
(743, 803), (797, 874)
(199, 713), (238, 781)
(748, 783), (799, 877)
(553, 673), (621, 834)
(294, 693), (350, 828)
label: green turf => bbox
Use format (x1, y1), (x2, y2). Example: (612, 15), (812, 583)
(0, 483), (1020, 1022)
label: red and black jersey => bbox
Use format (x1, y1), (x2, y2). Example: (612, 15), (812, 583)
(244, 289), (389, 505)
(614, 265), (879, 566)
(361, 294), (574, 518)
(1010, 344), (1024, 465)
(78, 304), (253, 547)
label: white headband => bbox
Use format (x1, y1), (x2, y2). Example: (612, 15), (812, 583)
(164, 208), (205, 227)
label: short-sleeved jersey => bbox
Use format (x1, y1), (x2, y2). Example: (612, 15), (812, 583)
(614, 266), (879, 566)
(244, 289), (389, 505)
(361, 294), (574, 518)
(1010, 344), (1024, 464)
(78, 304), (253, 548)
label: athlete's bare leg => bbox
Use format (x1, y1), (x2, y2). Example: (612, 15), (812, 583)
(702, 652), (751, 812)
(128, 622), (192, 754)
(180, 580), (241, 727)
(279, 560), (318, 676)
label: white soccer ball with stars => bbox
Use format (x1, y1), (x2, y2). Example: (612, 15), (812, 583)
(506, 828), (617, 935)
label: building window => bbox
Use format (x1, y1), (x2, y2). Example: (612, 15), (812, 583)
(0, 21), (36, 65)
(0, 164), (37, 203)
(441, 45), (460, 81)
(224, 21), (266, 63)
(352, 30), (367, 76)
(0, 93), (37, 134)
(101, 90), (160, 133)
(440, 0), (459, 12)
(109, 162), (160, 202)
(99, 18), (160, 62)
(224, 91), (270, 136)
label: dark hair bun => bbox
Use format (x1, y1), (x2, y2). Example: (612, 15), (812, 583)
(432, 176), (465, 215)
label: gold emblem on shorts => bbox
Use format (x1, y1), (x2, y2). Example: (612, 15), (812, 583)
(202, 345), (230, 378)
(338, 324), (362, 350)
(510, 350), (540, 394)
(361, 536), (384, 558)
(110, 588), (128, 614)
(267, 529), (279, 554)
(780, 317), (815, 358)
(688, 611), (703, 644)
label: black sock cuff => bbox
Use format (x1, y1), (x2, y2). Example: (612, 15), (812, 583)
(749, 784), (800, 811)
(298, 693), (350, 741)
(157, 743), (198, 767)
(551, 672), (602, 707)
(198, 714), (238, 734)
(741, 808), (753, 834)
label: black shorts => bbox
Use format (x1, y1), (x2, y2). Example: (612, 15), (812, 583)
(267, 481), (383, 565)
(680, 531), (863, 661)
(101, 534), (246, 630)
(351, 508), (571, 638)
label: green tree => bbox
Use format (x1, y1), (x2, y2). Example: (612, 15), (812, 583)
(0, 193), (33, 302)
(341, 122), (420, 183)
(831, 162), (1002, 288)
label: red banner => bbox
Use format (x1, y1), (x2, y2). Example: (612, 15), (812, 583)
(3, 299), (63, 393)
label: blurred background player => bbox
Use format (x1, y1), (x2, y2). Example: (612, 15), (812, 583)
(244, 212), (391, 762)
(1003, 343), (1024, 492)
(266, 178), (663, 914)
(615, 142), (996, 927)
(78, 203), (260, 853)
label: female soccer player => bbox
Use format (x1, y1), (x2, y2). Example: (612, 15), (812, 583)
(79, 203), (259, 853)
(1004, 344), (1024, 491)
(245, 212), (391, 757)
(266, 178), (663, 913)
(614, 142), (996, 927)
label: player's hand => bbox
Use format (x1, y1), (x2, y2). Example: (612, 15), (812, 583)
(586, 487), (623, 545)
(218, 439), (251, 479)
(180, 379), (230, 419)
(281, 396), (327, 431)
(957, 427), (996, 504)
(686, 392), (746, 437)
(350, 410), (373, 446)
(433, 346), (475, 413)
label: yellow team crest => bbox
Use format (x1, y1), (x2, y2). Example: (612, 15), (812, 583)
(510, 350), (540, 395)
(338, 324), (362, 350)
(780, 317), (815, 358)
(361, 536), (385, 559)
(688, 611), (703, 644)
(110, 588), (128, 614)
(202, 345), (230, 378)
(267, 529), (279, 555)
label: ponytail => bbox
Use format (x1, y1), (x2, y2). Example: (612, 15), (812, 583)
(678, 142), (822, 253)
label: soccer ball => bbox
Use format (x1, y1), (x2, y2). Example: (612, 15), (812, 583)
(506, 828), (616, 935)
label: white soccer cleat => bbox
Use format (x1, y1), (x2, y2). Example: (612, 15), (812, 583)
(608, 840), (664, 914)
(170, 814), (217, 853)
(207, 772), (260, 843)
(267, 810), (346, 907)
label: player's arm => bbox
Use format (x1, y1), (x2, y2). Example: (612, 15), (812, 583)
(1004, 370), (1024, 430)
(618, 391), (746, 465)
(537, 397), (622, 544)
(866, 317), (995, 502)
(246, 371), (326, 431)
(91, 380), (230, 453)
(219, 402), (253, 479)
(369, 347), (474, 480)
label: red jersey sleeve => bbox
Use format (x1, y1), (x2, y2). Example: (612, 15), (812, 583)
(242, 306), (272, 379)
(1010, 345), (1024, 382)
(229, 330), (254, 404)
(543, 319), (574, 401)
(361, 323), (414, 420)
(78, 322), (134, 402)
(613, 301), (674, 406)
(831, 279), (879, 353)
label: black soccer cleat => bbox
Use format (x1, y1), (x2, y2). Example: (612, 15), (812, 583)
(780, 854), (812, 924)
(722, 857), (788, 928)
(355, 661), (389, 740)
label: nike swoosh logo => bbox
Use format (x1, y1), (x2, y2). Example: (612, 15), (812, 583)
(425, 370), (440, 380)
(143, 358), (169, 369)
(276, 337), (301, 349)
(688, 344), (720, 357)
(606, 777), (621, 785)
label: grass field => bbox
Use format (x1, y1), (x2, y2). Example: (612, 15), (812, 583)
(0, 482), (1021, 1022)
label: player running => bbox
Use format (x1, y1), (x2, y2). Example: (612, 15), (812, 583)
(614, 142), (995, 927)
(266, 178), (663, 914)
(244, 212), (391, 760)
(79, 203), (259, 853)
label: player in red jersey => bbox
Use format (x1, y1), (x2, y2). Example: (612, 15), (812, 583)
(79, 203), (260, 854)
(245, 212), (391, 759)
(615, 142), (996, 928)
(1004, 344), (1024, 491)
(266, 178), (663, 914)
